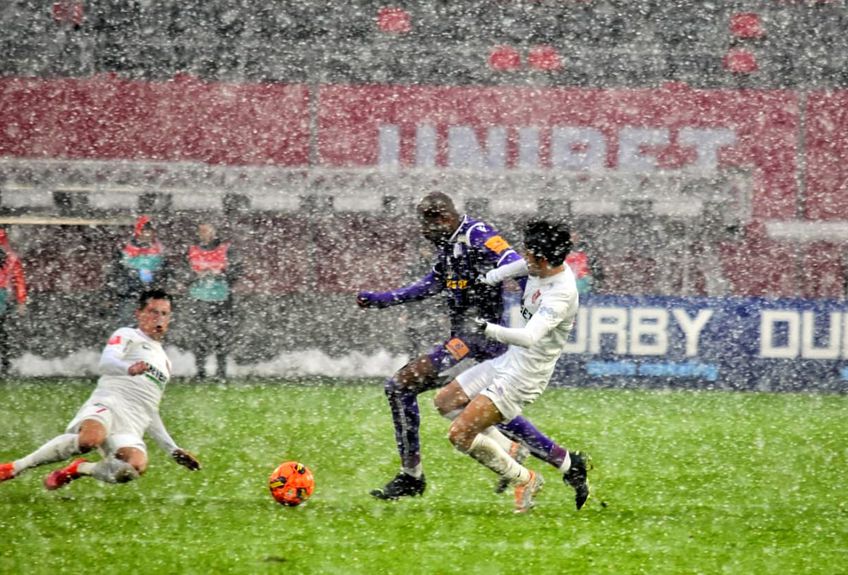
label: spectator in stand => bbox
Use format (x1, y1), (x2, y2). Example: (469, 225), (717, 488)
(565, 231), (604, 295)
(182, 222), (241, 380)
(0, 228), (27, 375)
(106, 215), (170, 326)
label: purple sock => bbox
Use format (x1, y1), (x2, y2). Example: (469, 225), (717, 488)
(497, 416), (568, 469)
(384, 377), (421, 470)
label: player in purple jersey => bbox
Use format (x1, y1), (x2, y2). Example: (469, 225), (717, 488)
(358, 192), (575, 500)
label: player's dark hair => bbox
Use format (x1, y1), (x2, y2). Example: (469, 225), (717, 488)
(417, 191), (457, 220)
(138, 289), (172, 310)
(523, 219), (572, 264)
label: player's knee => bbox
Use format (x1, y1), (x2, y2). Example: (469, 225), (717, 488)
(433, 390), (452, 416)
(116, 449), (147, 478)
(113, 464), (142, 483)
(398, 356), (435, 387)
(434, 382), (466, 417)
(383, 376), (400, 397)
(77, 430), (106, 452)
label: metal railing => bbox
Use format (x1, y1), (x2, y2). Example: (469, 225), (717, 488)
(0, 157), (751, 223)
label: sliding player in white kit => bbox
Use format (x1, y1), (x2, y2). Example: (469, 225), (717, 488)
(0, 289), (200, 489)
(434, 219), (590, 513)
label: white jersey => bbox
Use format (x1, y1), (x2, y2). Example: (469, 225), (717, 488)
(65, 327), (179, 455)
(485, 265), (579, 381)
(94, 327), (172, 414)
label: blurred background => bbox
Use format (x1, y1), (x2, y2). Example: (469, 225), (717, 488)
(0, 1), (846, 377)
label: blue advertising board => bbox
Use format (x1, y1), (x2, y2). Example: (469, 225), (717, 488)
(547, 294), (848, 392)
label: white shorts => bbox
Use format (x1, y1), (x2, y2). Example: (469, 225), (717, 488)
(66, 395), (149, 456)
(455, 354), (550, 422)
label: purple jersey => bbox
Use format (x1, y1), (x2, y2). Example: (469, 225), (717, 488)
(383, 215), (523, 335)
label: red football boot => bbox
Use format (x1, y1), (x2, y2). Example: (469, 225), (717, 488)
(43, 458), (87, 491)
(0, 462), (15, 482)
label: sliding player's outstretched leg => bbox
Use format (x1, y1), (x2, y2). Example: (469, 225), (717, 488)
(43, 458), (88, 490)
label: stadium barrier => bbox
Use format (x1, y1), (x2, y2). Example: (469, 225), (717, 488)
(551, 293), (848, 392)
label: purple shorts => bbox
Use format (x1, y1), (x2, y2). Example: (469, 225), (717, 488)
(426, 332), (507, 376)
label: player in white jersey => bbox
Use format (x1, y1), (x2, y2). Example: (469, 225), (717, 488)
(0, 289), (200, 490)
(434, 219), (590, 513)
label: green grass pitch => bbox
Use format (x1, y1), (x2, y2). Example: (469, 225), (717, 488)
(1, 379), (846, 574)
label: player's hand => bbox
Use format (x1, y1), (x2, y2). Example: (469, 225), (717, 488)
(477, 271), (498, 287)
(171, 448), (201, 471)
(128, 361), (150, 376)
(463, 317), (489, 335)
(357, 291), (391, 309)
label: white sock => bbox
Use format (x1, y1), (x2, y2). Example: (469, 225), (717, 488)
(466, 433), (531, 484)
(558, 451), (572, 474)
(481, 427), (515, 454)
(13, 434), (80, 475)
(401, 464), (423, 479)
(79, 458), (139, 484)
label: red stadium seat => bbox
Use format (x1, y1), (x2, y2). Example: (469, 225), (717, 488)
(377, 7), (411, 34)
(723, 48), (758, 74)
(488, 45), (521, 71)
(730, 13), (765, 39)
(52, 1), (84, 26)
(527, 45), (562, 71)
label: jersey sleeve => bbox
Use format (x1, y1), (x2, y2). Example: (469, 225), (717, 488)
(468, 222), (523, 269)
(98, 328), (135, 376)
(379, 267), (443, 304)
(146, 410), (178, 454)
(485, 289), (575, 348)
(484, 259), (529, 285)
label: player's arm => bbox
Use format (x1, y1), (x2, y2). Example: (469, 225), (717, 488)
(357, 269), (443, 309)
(469, 225), (527, 285)
(479, 259), (529, 286)
(483, 293), (574, 348)
(98, 330), (135, 375)
(146, 411), (201, 471)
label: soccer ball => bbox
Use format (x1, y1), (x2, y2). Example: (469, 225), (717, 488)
(269, 461), (314, 506)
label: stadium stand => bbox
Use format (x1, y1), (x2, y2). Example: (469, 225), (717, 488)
(0, 1), (845, 87)
(1, 1), (848, 362)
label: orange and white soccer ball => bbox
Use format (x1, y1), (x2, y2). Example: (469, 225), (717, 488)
(268, 461), (315, 506)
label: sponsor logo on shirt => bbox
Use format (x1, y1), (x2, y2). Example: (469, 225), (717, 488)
(445, 337), (471, 360)
(143, 365), (169, 390)
(537, 306), (557, 319)
(484, 235), (510, 255)
(107, 335), (122, 345)
(445, 279), (469, 289)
